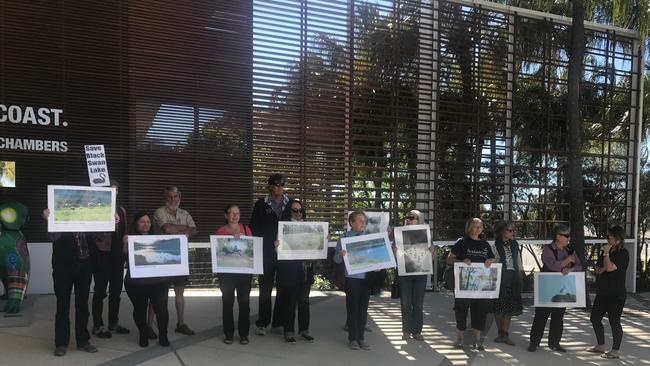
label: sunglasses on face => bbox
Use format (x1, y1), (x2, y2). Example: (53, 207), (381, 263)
(560, 233), (570, 238)
(406, 216), (417, 220)
(272, 182), (285, 187)
(291, 208), (304, 214)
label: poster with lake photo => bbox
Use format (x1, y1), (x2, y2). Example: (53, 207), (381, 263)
(210, 235), (263, 274)
(534, 272), (586, 308)
(341, 232), (396, 275)
(394, 225), (433, 276)
(47, 185), (116, 232)
(454, 262), (502, 299)
(128, 235), (189, 278)
(346, 211), (389, 234)
(277, 221), (328, 260)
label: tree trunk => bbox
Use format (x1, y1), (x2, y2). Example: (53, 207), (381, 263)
(567, 0), (587, 307)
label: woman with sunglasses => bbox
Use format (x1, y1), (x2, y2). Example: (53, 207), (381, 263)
(491, 221), (523, 346)
(396, 210), (431, 341)
(274, 199), (315, 343)
(528, 224), (582, 353)
(586, 225), (629, 359)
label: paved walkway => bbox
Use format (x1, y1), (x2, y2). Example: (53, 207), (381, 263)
(1, 290), (649, 365)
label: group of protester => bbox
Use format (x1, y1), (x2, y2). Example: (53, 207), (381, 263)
(42, 173), (629, 360)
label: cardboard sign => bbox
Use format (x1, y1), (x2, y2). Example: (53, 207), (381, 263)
(84, 144), (110, 186)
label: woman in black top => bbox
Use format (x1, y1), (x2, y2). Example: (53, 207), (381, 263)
(491, 221), (523, 346)
(586, 225), (629, 359)
(123, 212), (171, 348)
(447, 218), (494, 350)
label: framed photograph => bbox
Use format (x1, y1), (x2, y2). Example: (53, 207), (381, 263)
(210, 235), (263, 274)
(47, 185), (116, 232)
(128, 235), (189, 278)
(341, 232), (396, 276)
(534, 272), (586, 308)
(454, 262), (502, 299)
(346, 211), (389, 234)
(394, 225), (433, 276)
(277, 221), (329, 260)
(0, 161), (16, 188)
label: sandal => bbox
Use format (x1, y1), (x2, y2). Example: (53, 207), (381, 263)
(585, 345), (606, 354)
(601, 351), (620, 359)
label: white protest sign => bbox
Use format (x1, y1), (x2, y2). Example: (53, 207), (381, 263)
(84, 144), (110, 186)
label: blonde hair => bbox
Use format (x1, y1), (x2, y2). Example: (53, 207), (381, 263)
(464, 217), (483, 237)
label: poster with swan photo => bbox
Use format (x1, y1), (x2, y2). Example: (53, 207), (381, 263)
(47, 185), (116, 232)
(210, 235), (264, 274)
(534, 272), (586, 308)
(394, 224), (433, 276)
(128, 235), (189, 278)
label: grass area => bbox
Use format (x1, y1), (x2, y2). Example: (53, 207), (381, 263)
(217, 254), (254, 269)
(284, 232), (324, 250)
(55, 206), (112, 222)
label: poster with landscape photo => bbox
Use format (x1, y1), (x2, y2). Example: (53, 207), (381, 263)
(394, 225), (433, 276)
(534, 272), (586, 308)
(341, 232), (396, 275)
(210, 235), (263, 274)
(47, 185), (116, 232)
(128, 235), (189, 278)
(346, 211), (389, 234)
(277, 221), (328, 260)
(454, 262), (502, 299)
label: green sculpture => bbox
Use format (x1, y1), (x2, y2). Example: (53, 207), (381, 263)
(0, 202), (30, 314)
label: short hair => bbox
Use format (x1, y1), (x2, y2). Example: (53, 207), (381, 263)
(464, 218), (483, 237)
(551, 223), (570, 238)
(607, 225), (625, 245)
(348, 210), (367, 225)
(494, 220), (513, 240)
(224, 204), (239, 214)
(404, 209), (425, 225)
(164, 186), (180, 194)
(267, 174), (284, 186)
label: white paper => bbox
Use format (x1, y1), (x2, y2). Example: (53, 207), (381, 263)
(394, 224), (433, 276)
(210, 235), (263, 274)
(277, 221), (329, 260)
(346, 211), (389, 234)
(454, 262), (502, 299)
(341, 232), (396, 275)
(128, 235), (189, 278)
(84, 144), (110, 187)
(534, 271), (586, 308)
(47, 185), (116, 232)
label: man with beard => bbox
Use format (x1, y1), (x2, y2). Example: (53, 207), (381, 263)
(153, 186), (197, 336)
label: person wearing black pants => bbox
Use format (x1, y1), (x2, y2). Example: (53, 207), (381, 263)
(43, 209), (99, 357)
(586, 225), (629, 359)
(123, 211), (170, 347)
(250, 174), (290, 335)
(447, 218), (495, 351)
(528, 224), (582, 353)
(276, 199), (315, 343)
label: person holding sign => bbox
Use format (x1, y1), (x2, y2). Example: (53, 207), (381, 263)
(334, 210), (373, 351)
(215, 204), (253, 345)
(153, 186), (197, 336)
(528, 224), (582, 353)
(123, 212), (170, 348)
(491, 221), (523, 346)
(446, 218), (494, 351)
(586, 225), (629, 359)
(395, 210), (432, 341)
(275, 199), (315, 343)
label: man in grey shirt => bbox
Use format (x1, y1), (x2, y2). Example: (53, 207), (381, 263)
(153, 186), (197, 336)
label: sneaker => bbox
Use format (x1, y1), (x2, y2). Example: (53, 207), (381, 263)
(175, 323), (195, 336)
(358, 340), (371, 350)
(299, 333), (314, 342)
(473, 342), (485, 351)
(159, 335), (170, 347)
(402, 332), (410, 340)
(93, 326), (112, 339)
(454, 338), (464, 349)
(494, 335), (505, 343)
(239, 336), (249, 345)
(224, 336), (234, 344)
(364, 326), (372, 332)
(285, 336), (297, 344)
(503, 337), (515, 346)
(147, 326), (158, 339)
(412, 333), (424, 341)
(109, 324), (130, 334)
(77, 343), (98, 353)
(255, 327), (266, 336)
(348, 341), (360, 350)
(53, 346), (67, 357)
(549, 344), (566, 353)
(527, 344), (537, 352)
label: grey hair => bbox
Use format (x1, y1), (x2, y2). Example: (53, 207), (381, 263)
(464, 217), (483, 237)
(404, 210), (425, 225)
(164, 186), (180, 194)
(552, 223), (570, 238)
